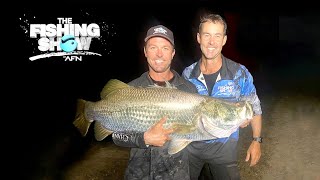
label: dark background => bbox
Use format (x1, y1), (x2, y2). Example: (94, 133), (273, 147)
(11, 2), (320, 179)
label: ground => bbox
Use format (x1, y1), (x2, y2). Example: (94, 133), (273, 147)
(31, 93), (320, 180)
(237, 94), (320, 180)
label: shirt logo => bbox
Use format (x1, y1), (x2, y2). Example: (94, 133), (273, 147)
(218, 82), (235, 93)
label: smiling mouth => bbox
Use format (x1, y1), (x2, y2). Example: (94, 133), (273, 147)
(155, 59), (164, 64)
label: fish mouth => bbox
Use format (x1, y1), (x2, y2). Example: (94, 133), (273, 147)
(200, 113), (238, 138)
(196, 114), (217, 138)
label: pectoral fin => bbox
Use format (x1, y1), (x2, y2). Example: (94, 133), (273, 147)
(171, 124), (196, 134)
(94, 121), (113, 141)
(168, 138), (192, 155)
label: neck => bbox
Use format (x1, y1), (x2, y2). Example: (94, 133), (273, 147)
(148, 70), (174, 82)
(200, 56), (222, 74)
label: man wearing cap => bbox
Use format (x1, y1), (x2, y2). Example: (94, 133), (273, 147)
(112, 25), (197, 180)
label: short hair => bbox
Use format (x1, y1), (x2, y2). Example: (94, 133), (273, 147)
(199, 13), (228, 35)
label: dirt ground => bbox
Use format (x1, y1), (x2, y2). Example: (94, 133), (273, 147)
(237, 94), (320, 180)
(33, 93), (320, 180)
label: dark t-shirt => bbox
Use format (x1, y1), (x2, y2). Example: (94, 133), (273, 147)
(203, 69), (220, 95)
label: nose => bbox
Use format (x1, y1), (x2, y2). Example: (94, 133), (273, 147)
(209, 37), (215, 45)
(156, 49), (163, 57)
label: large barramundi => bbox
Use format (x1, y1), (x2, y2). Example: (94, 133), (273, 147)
(73, 79), (253, 154)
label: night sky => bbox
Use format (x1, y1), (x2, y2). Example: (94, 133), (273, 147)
(11, 2), (320, 178)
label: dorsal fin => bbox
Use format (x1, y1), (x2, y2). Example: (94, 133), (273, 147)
(100, 79), (130, 99)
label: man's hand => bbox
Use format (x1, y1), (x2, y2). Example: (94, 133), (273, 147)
(245, 141), (261, 166)
(245, 114), (262, 166)
(144, 116), (174, 146)
(240, 119), (251, 128)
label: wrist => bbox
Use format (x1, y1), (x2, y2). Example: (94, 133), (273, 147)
(252, 136), (263, 143)
(143, 132), (150, 145)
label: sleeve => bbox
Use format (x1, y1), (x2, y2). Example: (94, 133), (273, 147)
(239, 66), (262, 116)
(112, 131), (149, 148)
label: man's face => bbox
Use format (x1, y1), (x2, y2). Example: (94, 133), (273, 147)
(144, 37), (175, 73)
(197, 21), (227, 61)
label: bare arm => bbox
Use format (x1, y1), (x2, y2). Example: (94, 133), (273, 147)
(245, 114), (262, 166)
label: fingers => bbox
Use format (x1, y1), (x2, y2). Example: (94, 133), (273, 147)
(240, 119), (251, 128)
(155, 116), (174, 133)
(246, 152), (258, 167)
(164, 126), (175, 134)
(250, 156), (259, 166)
(250, 152), (261, 166)
(240, 122), (249, 128)
(155, 116), (167, 127)
(245, 152), (250, 162)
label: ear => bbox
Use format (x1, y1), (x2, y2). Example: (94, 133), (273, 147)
(222, 35), (227, 46)
(171, 48), (175, 59)
(143, 46), (147, 58)
(197, 33), (201, 44)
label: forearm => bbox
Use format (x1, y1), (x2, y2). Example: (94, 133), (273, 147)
(112, 131), (148, 148)
(250, 114), (262, 137)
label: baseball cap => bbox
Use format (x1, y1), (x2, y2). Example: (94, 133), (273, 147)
(144, 25), (174, 46)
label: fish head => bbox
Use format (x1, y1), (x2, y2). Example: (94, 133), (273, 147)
(201, 98), (239, 124)
(199, 99), (252, 138)
(232, 100), (253, 120)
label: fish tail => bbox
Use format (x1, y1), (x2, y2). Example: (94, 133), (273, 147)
(73, 99), (93, 137)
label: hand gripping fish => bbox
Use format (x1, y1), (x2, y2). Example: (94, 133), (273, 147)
(73, 79), (253, 154)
